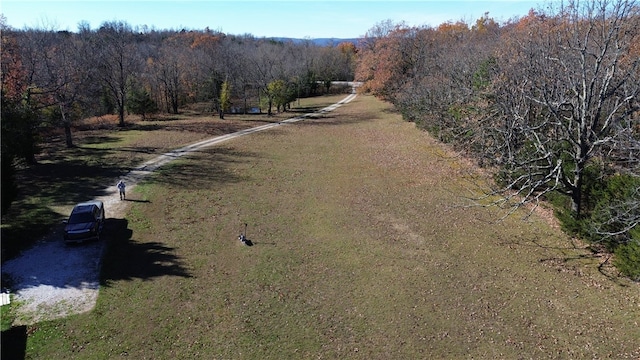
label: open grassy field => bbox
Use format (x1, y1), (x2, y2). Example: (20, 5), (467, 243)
(5, 94), (640, 358)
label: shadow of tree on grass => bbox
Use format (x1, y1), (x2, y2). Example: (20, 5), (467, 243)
(147, 146), (257, 191)
(1, 325), (27, 360)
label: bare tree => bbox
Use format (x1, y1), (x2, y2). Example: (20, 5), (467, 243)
(489, 0), (640, 218)
(223, 38), (254, 113)
(246, 40), (288, 115)
(44, 31), (93, 147)
(92, 21), (141, 126)
(151, 36), (186, 114)
(12, 26), (92, 147)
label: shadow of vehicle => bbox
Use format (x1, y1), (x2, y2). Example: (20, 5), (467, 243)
(100, 218), (192, 287)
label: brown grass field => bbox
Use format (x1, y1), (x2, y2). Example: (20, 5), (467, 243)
(4, 94), (640, 358)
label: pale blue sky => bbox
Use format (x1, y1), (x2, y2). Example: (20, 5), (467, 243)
(1, 1), (545, 38)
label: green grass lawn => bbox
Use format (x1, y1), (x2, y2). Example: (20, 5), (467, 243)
(6, 94), (640, 358)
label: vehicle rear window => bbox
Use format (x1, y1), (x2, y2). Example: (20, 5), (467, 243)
(69, 212), (96, 224)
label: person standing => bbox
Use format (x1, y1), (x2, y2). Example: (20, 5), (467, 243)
(117, 179), (126, 200)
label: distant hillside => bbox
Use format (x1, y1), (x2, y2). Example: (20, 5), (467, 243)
(270, 37), (360, 46)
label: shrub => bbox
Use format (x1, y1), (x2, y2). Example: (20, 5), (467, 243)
(613, 239), (640, 281)
(126, 83), (158, 120)
(542, 166), (640, 281)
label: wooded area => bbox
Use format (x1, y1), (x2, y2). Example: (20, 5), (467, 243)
(355, 0), (639, 279)
(1, 0), (638, 279)
(0, 16), (356, 207)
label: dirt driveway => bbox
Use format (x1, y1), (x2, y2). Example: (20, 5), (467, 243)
(2, 92), (358, 325)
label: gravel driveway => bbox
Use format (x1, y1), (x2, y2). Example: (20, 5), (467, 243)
(2, 91), (358, 325)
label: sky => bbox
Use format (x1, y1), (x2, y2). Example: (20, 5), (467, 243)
(1, 0), (545, 39)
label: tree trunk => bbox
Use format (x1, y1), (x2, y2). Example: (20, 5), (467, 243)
(571, 175), (582, 218)
(118, 63), (127, 126)
(64, 124), (73, 148)
(571, 155), (588, 218)
(118, 105), (125, 127)
(24, 135), (37, 165)
(171, 95), (179, 114)
(60, 105), (74, 148)
(117, 92), (125, 127)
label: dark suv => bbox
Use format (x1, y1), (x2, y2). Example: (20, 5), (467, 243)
(63, 201), (105, 243)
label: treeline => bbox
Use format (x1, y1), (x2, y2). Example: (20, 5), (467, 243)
(0, 18), (357, 210)
(356, 0), (639, 279)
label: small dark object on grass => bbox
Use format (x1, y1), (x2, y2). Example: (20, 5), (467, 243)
(238, 223), (253, 246)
